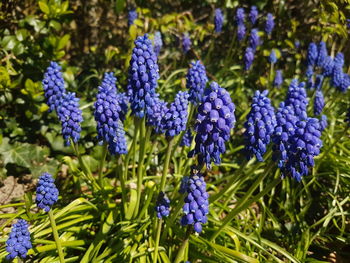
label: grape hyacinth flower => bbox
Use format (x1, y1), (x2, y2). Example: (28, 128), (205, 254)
(57, 92), (83, 146)
(274, 70), (283, 87)
(237, 24), (246, 41)
(179, 176), (190, 194)
(182, 33), (191, 53)
(244, 47), (255, 70)
(6, 220), (32, 260)
(321, 56), (334, 77)
(341, 73), (350, 92)
(265, 13), (274, 35)
(117, 92), (129, 122)
(269, 50), (277, 64)
(101, 72), (117, 91)
(189, 82), (236, 168)
(320, 115), (328, 131)
(307, 42), (318, 67)
(186, 60), (208, 105)
(285, 79), (308, 120)
(100, 72), (129, 122)
(314, 90), (325, 116)
(42, 61), (66, 112)
(317, 41), (328, 68)
(36, 173), (59, 212)
(249, 6), (258, 25)
(272, 102), (298, 170)
(315, 74), (324, 90)
(127, 34), (159, 119)
(306, 66), (314, 89)
(244, 90), (276, 161)
(282, 118), (323, 181)
(128, 9), (137, 26)
(146, 95), (168, 134)
(181, 166), (209, 233)
(153, 31), (163, 56)
(332, 52), (344, 90)
(155, 192), (170, 219)
(214, 8), (224, 33)
(249, 28), (260, 50)
(162, 91), (189, 137)
(235, 8), (245, 25)
(295, 40), (300, 49)
(181, 128), (193, 147)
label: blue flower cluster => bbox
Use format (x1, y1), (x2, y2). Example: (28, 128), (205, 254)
(274, 70), (283, 87)
(235, 8), (246, 41)
(155, 192), (170, 219)
(249, 6), (258, 25)
(6, 219), (32, 260)
(235, 8), (245, 25)
(162, 91), (189, 137)
(181, 167), (209, 233)
(182, 33), (191, 53)
(265, 13), (274, 35)
(281, 118), (323, 181)
(272, 103), (298, 172)
(181, 129), (193, 147)
(146, 95), (168, 134)
(36, 172), (59, 212)
(57, 92), (83, 146)
(244, 47), (255, 70)
(186, 60), (208, 105)
(285, 79), (308, 120)
(127, 34), (159, 119)
(244, 90), (276, 162)
(128, 9), (137, 26)
(154, 31), (163, 56)
(42, 61), (66, 112)
(117, 92), (129, 122)
(94, 74), (127, 155)
(269, 49), (277, 64)
(332, 52), (344, 90)
(307, 42), (318, 67)
(249, 29), (260, 50)
(317, 41), (327, 67)
(314, 90), (325, 116)
(189, 82), (236, 168)
(214, 8), (224, 33)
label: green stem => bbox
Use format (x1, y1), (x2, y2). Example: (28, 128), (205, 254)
(117, 156), (127, 215)
(48, 210), (65, 263)
(134, 118), (147, 217)
(153, 219), (163, 263)
(153, 138), (174, 262)
(72, 142), (100, 191)
(98, 143), (108, 187)
(138, 183), (156, 220)
(161, 198), (184, 242)
(210, 163), (275, 241)
(160, 139), (174, 191)
(174, 226), (191, 263)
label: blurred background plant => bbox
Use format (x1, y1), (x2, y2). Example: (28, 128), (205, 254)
(0, 0), (350, 262)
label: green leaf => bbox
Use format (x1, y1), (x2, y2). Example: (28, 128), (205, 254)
(115, 0), (125, 13)
(38, 1), (50, 15)
(0, 138), (59, 178)
(57, 34), (70, 50)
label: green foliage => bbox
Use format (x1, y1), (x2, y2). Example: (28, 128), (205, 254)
(1, 0), (350, 262)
